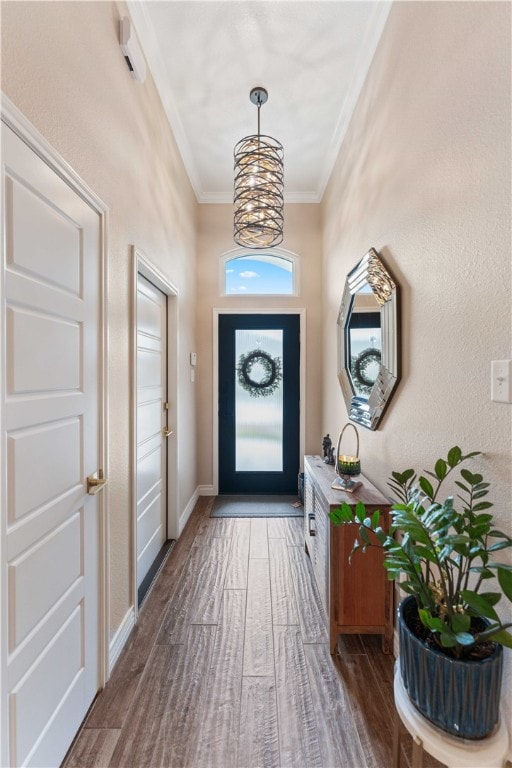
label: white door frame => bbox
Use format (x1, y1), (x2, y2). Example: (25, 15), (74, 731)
(212, 307), (306, 496)
(131, 247), (178, 617)
(0, 95), (110, 763)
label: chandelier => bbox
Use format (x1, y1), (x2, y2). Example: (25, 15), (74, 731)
(233, 87), (284, 248)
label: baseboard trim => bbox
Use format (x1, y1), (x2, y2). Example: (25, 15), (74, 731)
(109, 607), (135, 676)
(178, 487), (199, 536)
(137, 540), (175, 608)
(197, 484), (216, 496)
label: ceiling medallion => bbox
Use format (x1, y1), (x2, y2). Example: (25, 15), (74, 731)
(233, 87), (284, 248)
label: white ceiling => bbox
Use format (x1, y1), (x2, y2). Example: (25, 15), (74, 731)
(127, 1), (392, 203)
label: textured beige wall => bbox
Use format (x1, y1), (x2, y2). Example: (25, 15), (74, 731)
(1, 1), (198, 635)
(322, 0), (512, 742)
(196, 203), (323, 488)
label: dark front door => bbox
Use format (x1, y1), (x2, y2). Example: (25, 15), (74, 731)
(218, 314), (300, 494)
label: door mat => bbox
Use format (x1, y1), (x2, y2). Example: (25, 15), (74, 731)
(211, 495), (303, 518)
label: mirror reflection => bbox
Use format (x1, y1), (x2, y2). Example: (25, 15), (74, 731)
(347, 290), (381, 397)
(337, 248), (401, 430)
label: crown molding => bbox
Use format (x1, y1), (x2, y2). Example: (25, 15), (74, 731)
(316, 1), (393, 200)
(127, 0), (203, 201)
(128, 1), (392, 206)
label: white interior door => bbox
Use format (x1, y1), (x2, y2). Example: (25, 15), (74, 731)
(136, 274), (168, 595)
(1, 123), (103, 767)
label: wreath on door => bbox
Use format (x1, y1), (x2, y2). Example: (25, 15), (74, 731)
(353, 347), (382, 388)
(237, 349), (282, 398)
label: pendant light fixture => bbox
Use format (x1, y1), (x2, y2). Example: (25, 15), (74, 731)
(233, 87), (284, 248)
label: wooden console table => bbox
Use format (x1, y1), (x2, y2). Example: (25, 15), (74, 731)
(303, 455), (393, 654)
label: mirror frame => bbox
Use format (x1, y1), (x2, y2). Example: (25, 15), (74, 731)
(337, 248), (401, 430)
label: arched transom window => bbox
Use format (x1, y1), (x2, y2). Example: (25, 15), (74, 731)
(222, 250), (298, 296)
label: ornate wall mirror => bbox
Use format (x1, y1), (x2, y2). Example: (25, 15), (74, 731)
(337, 248), (401, 430)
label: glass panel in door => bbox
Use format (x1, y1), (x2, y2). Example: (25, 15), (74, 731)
(235, 328), (283, 472)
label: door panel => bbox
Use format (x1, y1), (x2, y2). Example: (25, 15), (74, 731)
(1, 123), (101, 767)
(137, 400), (163, 444)
(7, 418), (81, 521)
(8, 307), (80, 392)
(11, 607), (83, 764)
(138, 348), (162, 387)
(137, 445), (163, 501)
(136, 275), (167, 593)
(218, 314), (300, 494)
(9, 513), (81, 648)
(7, 174), (81, 293)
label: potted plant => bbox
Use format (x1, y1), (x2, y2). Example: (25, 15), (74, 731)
(329, 446), (512, 739)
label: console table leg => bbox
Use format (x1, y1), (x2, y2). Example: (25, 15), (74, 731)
(412, 736), (423, 768)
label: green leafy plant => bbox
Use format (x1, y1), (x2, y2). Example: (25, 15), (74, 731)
(329, 446), (512, 658)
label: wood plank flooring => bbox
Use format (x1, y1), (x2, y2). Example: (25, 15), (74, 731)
(64, 497), (444, 768)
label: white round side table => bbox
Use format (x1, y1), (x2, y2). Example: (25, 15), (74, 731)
(393, 662), (510, 768)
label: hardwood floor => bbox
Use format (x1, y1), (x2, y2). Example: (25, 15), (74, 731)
(64, 497), (444, 768)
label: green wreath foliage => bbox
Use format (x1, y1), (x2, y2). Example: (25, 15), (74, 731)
(351, 347), (381, 394)
(237, 349), (282, 398)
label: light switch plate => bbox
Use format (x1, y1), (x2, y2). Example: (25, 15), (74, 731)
(190, 352), (197, 366)
(491, 360), (512, 403)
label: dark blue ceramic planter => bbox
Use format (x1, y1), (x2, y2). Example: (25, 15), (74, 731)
(398, 596), (503, 739)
